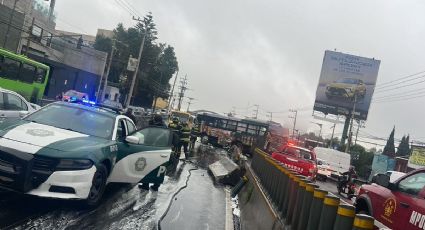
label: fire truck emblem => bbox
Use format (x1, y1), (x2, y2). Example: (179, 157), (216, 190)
(383, 198), (396, 218)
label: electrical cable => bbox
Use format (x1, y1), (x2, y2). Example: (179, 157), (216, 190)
(157, 159), (199, 230)
(375, 70), (425, 88)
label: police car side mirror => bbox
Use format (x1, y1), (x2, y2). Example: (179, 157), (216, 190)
(375, 174), (390, 188)
(125, 136), (140, 144)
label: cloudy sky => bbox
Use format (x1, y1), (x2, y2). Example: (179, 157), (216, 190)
(54, 0), (425, 149)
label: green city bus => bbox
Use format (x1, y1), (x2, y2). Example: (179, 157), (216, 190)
(0, 48), (50, 103)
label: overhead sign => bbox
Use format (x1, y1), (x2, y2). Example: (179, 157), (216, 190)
(408, 145), (425, 169)
(127, 57), (138, 71)
(313, 50), (381, 120)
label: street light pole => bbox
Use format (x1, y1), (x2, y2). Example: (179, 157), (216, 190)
(290, 109), (298, 139)
(329, 123), (336, 148)
(97, 44), (115, 102)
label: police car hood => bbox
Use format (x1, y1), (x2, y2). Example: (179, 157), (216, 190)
(0, 120), (108, 154)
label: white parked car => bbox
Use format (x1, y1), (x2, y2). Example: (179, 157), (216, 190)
(0, 88), (39, 122)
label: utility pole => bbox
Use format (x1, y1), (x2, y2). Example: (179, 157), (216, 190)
(345, 94), (358, 153)
(167, 70), (179, 112)
(97, 44), (115, 102)
(125, 16), (146, 108)
(252, 104), (259, 119)
(329, 123), (336, 148)
(311, 122), (323, 139)
(3, 0), (19, 49)
(177, 75), (188, 111)
(267, 111), (273, 121)
(289, 109), (298, 139)
(186, 97), (195, 112)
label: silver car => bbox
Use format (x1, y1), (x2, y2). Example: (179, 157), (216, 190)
(0, 88), (39, 123)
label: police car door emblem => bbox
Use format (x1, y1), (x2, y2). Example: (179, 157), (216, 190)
(135, 157), (147, 171)
(26, 129), (54, 137)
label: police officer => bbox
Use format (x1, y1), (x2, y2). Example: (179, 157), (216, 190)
(179, 122), (191, 159)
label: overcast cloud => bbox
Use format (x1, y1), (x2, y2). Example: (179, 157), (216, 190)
(54, 0), (425, 148)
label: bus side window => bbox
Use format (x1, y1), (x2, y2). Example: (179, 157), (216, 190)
(20, 64), (35, 83)
(0, 55), (3, 73)
(35, 68), (46, 83)
(1, 57), (20, 80)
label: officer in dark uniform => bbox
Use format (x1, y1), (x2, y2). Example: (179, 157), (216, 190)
(179, 122), (191, 159)
(189, 121), (200, 152)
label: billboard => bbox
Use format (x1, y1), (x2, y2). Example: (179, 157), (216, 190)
(408, 145), (425, 169)
(313, 50), (381, 120)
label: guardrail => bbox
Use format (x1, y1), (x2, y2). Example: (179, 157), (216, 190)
(250, 148), (376, 230)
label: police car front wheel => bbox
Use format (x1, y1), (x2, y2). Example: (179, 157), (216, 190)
(85, 164), (107, 207)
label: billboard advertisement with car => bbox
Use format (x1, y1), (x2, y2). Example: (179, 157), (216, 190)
(313, 50), (381, 120)
(408, 145), (425, 169)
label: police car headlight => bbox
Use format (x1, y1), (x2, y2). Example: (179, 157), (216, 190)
(56, 159), (93, 170)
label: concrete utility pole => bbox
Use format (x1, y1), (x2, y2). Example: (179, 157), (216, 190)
(354, 120), (361, 146)
(267, 111), (273, 121)
(252, 104), (259, 119)
(125, 16), (146, 108)
(289, 109), (298, 139)
(3, 0), (19, 49)
(177, 75), (188, 111)
(167, 70), (179, 112)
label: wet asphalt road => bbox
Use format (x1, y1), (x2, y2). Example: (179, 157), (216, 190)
(0, 144), (227, 230)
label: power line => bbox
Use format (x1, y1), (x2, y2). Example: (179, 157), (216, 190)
(375, 70), (425, 88)
(374, 78), (425, 94)
(114, 0), (139, 17)
(374, 93), (425, 103)
(373, 87), (425, 100)
(120, 0), (143, 17)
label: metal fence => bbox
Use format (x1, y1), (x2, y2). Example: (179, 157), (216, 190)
(250, 148), (376, 230)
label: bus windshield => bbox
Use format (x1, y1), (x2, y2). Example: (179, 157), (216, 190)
(0, 48), (50, 103)
(171, 112), (190, 123)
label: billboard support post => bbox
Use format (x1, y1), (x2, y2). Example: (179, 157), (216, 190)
(341, 117), (350, 146)
(345, 94), (357, 153)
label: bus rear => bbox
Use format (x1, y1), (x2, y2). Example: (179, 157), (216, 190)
(0, 48), (50, 103)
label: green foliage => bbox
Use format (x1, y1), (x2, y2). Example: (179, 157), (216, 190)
(349, 144), (374, 179)
(396, 134), (411, 157)
(93, 13), (178, 107)
(382, 127), (396, 158)
(93, 35), (112, 53)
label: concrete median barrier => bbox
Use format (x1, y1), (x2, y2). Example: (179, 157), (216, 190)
(352, 214), (374, 230)
(318, 195), (340, 230)
(297, 183), (319, 230)
(306, 188), (328, 230)
(285, 175), (304, 225)
(291, 179), (309, 230)
(333, 204), (355, 230)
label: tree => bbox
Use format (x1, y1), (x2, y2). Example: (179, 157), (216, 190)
(349, 144), (374, 179)
(93, 34), (112, 53)
(396, 135), (411, 157)
(382, 127), (396, 158)
(93, 13), (178, 107)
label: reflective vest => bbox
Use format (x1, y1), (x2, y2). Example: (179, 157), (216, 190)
(168, 122), (178, 130)
(180, 126), (191, 142)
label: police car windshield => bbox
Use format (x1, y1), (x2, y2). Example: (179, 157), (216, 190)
(24, 104), (115, 139)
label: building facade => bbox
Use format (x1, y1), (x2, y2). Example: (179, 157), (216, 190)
(0, 0), (107, 100)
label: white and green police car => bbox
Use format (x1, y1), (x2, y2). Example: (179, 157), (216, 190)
(0, 102), (172, 206)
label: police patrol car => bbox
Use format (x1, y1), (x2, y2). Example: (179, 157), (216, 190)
(0, 101), (172, 206)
